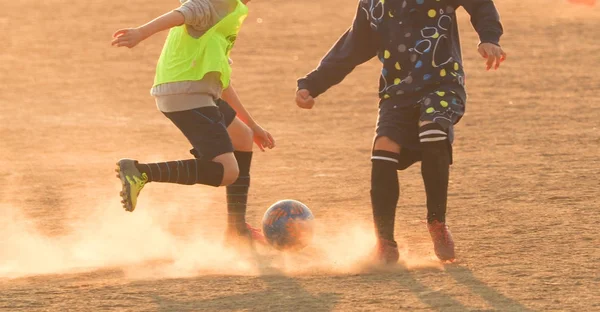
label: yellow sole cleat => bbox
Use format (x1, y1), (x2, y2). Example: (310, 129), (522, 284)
(115, 159), (148, 212)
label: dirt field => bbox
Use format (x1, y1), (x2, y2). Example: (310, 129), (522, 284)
(1, 0), (599, 311)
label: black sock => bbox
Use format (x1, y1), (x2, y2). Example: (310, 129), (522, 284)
(135, 159), (224, 187)
(227, 151), (252, 232)
(371, 150), (400, 242)
(419, 123), (450, 224)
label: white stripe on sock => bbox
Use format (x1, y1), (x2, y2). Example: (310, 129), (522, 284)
(165, 162), (171, 181)
(420, 137), (447, 143)
(371, 156), (399, 163)
(155, 163), (162, 180)
(419, 129), (447, 137)
(186, 161), (190, 184)
(145, 164), (152, 178)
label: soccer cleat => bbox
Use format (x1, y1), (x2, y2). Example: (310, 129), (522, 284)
(115, 159), (148, 212)
(245, 223), (267, 246)
(225, 223), (267, 248)
(373, 239), (400, 264)
(427, 220), (456, 261)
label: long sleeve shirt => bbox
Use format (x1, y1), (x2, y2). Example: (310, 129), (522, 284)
(297, 0), (503, 103)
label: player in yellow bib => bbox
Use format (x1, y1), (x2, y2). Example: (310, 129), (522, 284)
(111, 0), (274, 246)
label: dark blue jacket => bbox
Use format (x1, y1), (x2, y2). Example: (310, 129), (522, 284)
(298, 0), (503, 102)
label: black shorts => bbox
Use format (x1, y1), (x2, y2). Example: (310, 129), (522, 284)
(376, 86), (465, 167)
(163, 99), (237, 160)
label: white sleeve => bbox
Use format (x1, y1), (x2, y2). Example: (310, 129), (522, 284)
(174, 0), (213, 31)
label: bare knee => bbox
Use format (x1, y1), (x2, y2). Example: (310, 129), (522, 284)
(212, 153), (240, 186)
(373, 136), (401, 153)
(221, 166), (239, 186)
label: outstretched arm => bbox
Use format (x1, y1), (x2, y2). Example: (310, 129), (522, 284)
(112, 11), (185, 48)
(296, 1), (379, 108)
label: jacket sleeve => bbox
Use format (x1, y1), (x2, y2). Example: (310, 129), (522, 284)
(297, 2), (379, 98)
(456, 0), (504, 46)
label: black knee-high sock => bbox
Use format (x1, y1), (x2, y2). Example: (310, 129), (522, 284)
(371, 150), (400, 242)
(226, 151), (252, 232)
(419, 124), (451, 224)
(135, 159), (224, 187)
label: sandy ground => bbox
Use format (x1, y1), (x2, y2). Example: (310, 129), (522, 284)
(0, 0), (599, 311)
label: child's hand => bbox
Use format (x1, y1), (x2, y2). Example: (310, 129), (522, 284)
(112, 28), (144, 48)
(296, 89), (315, 109)
(251, 124), (275, 152)
(478, 43), (507, 70)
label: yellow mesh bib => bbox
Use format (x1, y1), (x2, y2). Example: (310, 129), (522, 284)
(153, 0), (248, 89)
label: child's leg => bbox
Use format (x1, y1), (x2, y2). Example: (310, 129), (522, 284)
(371, 100), (425, 263)
(371, 136), (400, 243)
(371, 100), (422, 243)
(418, 90), (464, 224)
(418, 89), (465, 261)
(131, 155), (235, 186)
(216, 99), (265, 243)
(117, 105), (240, 212)
(419, 121), (450, 224)
(225, 117), (254, 233)
(137, 106), (240, 186)
(370, 101), (420, 263)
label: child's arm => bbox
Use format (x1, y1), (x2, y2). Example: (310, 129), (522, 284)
(112, 11), (185, 48)
(457, 0), (506, 70)
(296, 2), (379, 109)
(222, 84), (275, 151)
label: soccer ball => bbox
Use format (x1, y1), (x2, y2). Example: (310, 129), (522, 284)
(261, 199), (315, 251)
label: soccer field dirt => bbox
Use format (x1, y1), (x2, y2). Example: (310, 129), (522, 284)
(0, 0), (599, 311)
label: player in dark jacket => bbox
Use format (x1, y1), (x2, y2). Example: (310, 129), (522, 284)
(296, 0), (506, 263)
